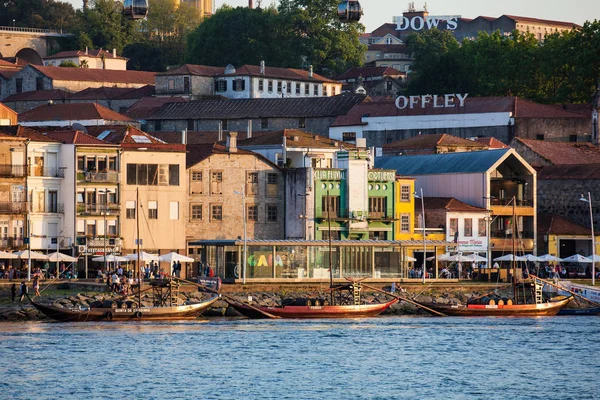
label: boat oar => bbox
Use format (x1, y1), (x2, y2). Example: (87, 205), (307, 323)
(360, 283), (447, 317)
(169, 275), (281, 319)
(530, 275), (600, 308)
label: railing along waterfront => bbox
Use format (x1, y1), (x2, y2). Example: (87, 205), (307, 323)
(0, 26), (71, 36)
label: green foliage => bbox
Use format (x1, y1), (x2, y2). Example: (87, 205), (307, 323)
(407, 22), (600, 104)
(58, 60), (78, 67)
(186, 0), (365, 76)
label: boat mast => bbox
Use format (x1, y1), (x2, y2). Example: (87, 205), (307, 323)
(136, 187), (141, 307)
(327, 189), (334, 305)
(512, 196), (517, 301)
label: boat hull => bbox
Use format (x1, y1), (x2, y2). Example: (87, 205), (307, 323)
(419, 296), (572, 317)
(557, 307), (600, 316)
(32, 296), (220, 322)
(229, 299), (398, 319)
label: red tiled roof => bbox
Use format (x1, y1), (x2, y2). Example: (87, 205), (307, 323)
(159, 63), (338, 83)
(85, 125), (166, 145)
(514, 138), (600, 165)
(46, 130), (109, 145)
(70, 86), (154, 100)
(502, 15), (580, 28)
(44, 49), (128, 60)
(186, 143), (259, 168)
(538, 214), (591, 236)
(334, 67), (404, 81)
(538, 164), (600, 180)
(421, 197), (487, 213)
(3, 89), (71, 102)
(367, 44), (409, 53)
(370, 23), (398, 37)
(549, 103), (592, 117)
(0, 69), (20, 79)
(18, 103), (133, 123)
(238, 129), (355, 149)
(383, 134), (487, 152)
(331, 96), (588, 127)
(474, 137), (508, 149)
(0, 125), (61, 142)
(125, 96), (188, 120)
(30, 65), (156, 85)
(0, 59), (19, 68)
(120, 142), (185, 152)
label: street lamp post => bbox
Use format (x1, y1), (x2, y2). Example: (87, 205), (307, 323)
(234, 187), (247, 284)
(581, 193), (595, 285)
(99, 188), (109, 275)
(415, 188), (426, 283)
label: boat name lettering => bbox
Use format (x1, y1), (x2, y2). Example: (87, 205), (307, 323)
(314, 170), (344, 180)
(395, 94), (468, 110)
(367, 171), (395, 181)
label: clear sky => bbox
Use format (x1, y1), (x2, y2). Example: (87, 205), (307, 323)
(66, 0), (599, 32)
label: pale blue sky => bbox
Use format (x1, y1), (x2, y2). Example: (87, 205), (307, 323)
(66, 0), (599, 32)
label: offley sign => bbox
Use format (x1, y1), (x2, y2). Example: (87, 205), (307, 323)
(394, 15), (460, 31)
(395, 93), (468, 110)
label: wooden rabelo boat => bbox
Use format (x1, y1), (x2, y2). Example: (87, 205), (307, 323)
(31, 293), (220, 322)
(228, 296), (398, 319)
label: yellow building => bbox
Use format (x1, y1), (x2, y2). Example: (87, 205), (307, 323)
(394, 176), (415, 240)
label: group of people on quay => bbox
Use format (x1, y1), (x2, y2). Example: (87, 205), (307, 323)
(0, 262), (74, 280)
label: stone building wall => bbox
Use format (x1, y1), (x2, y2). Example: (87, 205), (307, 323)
(515, 118), (591, 142)
(155, 75), (214, 98)
(537, 179), (600, 229)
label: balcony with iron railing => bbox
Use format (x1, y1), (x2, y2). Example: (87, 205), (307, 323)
(30, 203), (64, 213)
(29, 166), (65, 178)
(0, 237), (25, 249)
(0, 202), (28, 214)
(0, 164), (27, 178)
(76, 170), (119, 183)
(77, 203), (120, 216)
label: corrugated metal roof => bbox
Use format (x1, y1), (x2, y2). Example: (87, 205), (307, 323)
(375, 149), (511, 175)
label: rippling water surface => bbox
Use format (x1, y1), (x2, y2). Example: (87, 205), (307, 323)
(1, 316), (599, 399)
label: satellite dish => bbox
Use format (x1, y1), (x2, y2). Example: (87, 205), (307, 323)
(337, 0), (363, 23)
(122, 0), (148, 20)
(71, 123), (88, 134)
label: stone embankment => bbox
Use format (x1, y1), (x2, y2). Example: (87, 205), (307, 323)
(0, 285), (514, 321)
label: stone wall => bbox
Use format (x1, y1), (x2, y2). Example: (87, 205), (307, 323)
(364, 125), (511, 147)
(515, 118), (591, 142)
(537, 179), (600, 229)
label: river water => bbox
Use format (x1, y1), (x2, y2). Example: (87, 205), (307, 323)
(0, 316), (598, 400)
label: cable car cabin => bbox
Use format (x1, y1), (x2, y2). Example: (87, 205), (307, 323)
(337, 0), (363, 23)
(123, 0), (148, 20)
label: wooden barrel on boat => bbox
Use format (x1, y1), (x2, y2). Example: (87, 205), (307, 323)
(103, 301), (118, 309)
(126, 301), (138, 308)
(497, 299), (505, 306)
(480, 296), (496, 305)
(505, 298), (513, 305)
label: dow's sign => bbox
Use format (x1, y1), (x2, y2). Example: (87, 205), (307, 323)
(393, 15), (460, 31)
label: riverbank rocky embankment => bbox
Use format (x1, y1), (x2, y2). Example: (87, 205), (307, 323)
(0, 284), (516, 321)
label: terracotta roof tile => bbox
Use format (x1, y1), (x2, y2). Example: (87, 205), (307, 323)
(3, 89), (71, 102)
(152, 130), (269, 145)
(186, 143), (258, 168)
(44, 49), (128, 60)
(70, 85), (154, 100)
(514, 138), (600, 165)
(0, 125), (61, 142)
(421, 197), (487, 212)
(334, 67), (404, 81)
(150, 94), (366, 120)
(383, 134), (487, 153)
(538, 164), (600, 180)
(538, 214), (591, 236)
(159, 64), (226, 77)
(502, 15), (580, 28)
(46, 130), (109, 145)
(18, 103), (133, 123)
(474, 137), (509, 149)
(30, 65), (156, 85)
(125, 96), (188, 120)
(85, 125), (166, 145)
(238, 129), (356, 149)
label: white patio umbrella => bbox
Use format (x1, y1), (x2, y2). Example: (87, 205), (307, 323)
(538, 254), (563, 262)
(523, 254), (544, 262)
(0, 251), (18, 259)
(561, 254), (592, 263)
(493, 254), (527, 262)
(158, 252), (195, 263)
(446, 254), (475, 262)
(46, 252), (78, 263)
(405, 256), (417, 262)
(469, 254), (488, 262)
(92, 254), (129, 263)
(14, 250), (48, 260)
(125, 252), (160, 262)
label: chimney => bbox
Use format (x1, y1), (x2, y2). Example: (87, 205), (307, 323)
(308, 65), (313, 78)
(182, 129), (187, 145)
(85, 46), (88, 55)
(113, 48), (116, 58)
(218, 121), (223, 141)
(226, 132), (238, 153)
(247, 120), (252, 138)
(260, 60), (265, 75)
(249, 0), (253, 9)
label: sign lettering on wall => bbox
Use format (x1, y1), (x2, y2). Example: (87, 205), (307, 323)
(314, 170), (345, 180)
(367, 171), (396, 181)
(394, 15), (460, 31)
(395, 94), (468, 110)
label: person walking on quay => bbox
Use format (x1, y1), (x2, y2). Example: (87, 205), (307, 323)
(172, 261), (177, 278)
(176, 261), (182, 278)
(33, 276), (40, 298)
(19, 281), (28, 302)
(10, 283), (16, 302)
